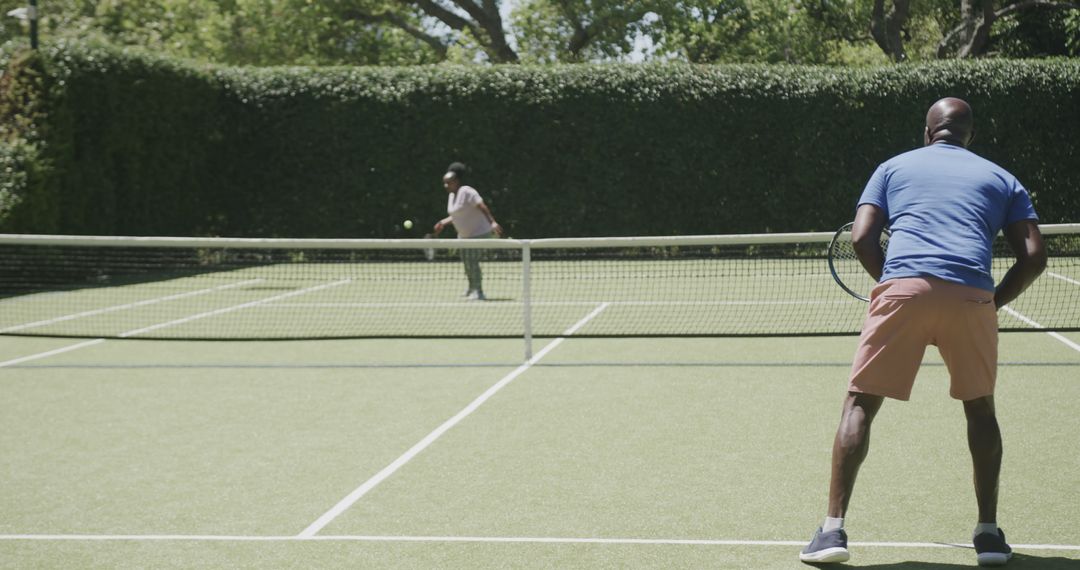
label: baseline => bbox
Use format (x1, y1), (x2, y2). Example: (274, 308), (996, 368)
(0, 534), (1077, 552)
(8, 360), (1079, 370)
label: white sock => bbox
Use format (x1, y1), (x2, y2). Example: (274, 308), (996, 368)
(974, 522), (998, 537)
(823, 517), (844, 532)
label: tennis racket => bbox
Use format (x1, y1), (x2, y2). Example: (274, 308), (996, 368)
(828, 222), (890, 302)
(423, 233), (435, 261)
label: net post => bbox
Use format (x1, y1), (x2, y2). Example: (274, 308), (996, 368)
(521, 241), (533, 361)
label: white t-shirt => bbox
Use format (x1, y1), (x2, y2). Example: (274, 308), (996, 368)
(447, 185), (493, 238)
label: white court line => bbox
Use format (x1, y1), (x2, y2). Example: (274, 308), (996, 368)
(0, 339), (106, 368)
(298, 302), (612, 538)
(1049, 271), (1079, 286)
(997, 270), (1080, 353)
(0, 280), (355, 366)
(1002, 306), (1080, 353)
(0, 279), (264, 333)
(119, 279), (353, 337)
(0, 534), (1078, 551)
(268, 300), (854, 308)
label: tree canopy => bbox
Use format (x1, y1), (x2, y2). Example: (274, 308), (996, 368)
(1, 0), (1077, 64)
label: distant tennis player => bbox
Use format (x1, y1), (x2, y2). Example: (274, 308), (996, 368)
(433, 162), (503, 301)
(801, 98), (1046, 566)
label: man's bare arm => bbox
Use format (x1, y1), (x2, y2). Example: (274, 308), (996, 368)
(994, 220), (1046, 308)
(851, 204), (889, 281)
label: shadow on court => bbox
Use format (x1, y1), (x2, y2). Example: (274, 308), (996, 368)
(814, 552), (1080, 568)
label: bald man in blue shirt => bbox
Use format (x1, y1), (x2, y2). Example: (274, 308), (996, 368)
(801, 98), (1047, 566)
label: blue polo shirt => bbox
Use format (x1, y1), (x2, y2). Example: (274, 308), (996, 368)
(858, 143), (1038, 292)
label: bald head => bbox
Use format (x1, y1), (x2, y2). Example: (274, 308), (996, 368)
(925, 97), (974, 147)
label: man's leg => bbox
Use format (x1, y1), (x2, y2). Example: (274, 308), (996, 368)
(828, 392), (885, 517)
(935, 281), (1000, 520)
(964, 395), (1012, 566)
(801, 391), (885, 563)
(964, 395), (1001, 524)
(804, 278), (926, 564)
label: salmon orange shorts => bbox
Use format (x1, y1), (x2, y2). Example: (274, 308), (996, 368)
(849, 277), (998, 401)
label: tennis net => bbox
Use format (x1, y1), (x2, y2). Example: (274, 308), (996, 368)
(2, 226), (1078, 346)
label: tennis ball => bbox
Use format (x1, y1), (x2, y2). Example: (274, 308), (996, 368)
(403, 220), (413, 230)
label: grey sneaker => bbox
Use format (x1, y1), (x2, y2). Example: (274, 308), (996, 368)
(800, 527), (849, 563)
(466, 290), (486, 301)
(462, 289), (475, 297)
(974, 528), (1012, 566)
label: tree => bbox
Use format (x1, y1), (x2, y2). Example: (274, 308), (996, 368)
(644, 0), (853, 63)
(335, 0), (662, 63)
(2, 0), (93, 46)
(213, 0), (443, 65)
(0, 0), (443, 65)
(3, 0), (1077, 64)
(937, 0), (1080, 58)
(5, 0), (664, 65)
(799, 0), (1080, 60)
(816, 0), (1080, 60)
(327, 0), (518, 62)
(511, 0), (659, 62)
(869, 0), (911, 61)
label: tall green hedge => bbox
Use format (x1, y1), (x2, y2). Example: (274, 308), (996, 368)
(3, 40), (1078, 238)
(0, 43), (43, 227)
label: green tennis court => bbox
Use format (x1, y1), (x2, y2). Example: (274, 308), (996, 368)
(2, 325), (1079, 568)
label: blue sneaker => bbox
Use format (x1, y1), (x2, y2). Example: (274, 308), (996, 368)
(974, 528), (1012, 566)
(800, 527), (850, 563)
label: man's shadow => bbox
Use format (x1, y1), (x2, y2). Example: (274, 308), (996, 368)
(807, 552), (1080, 569)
